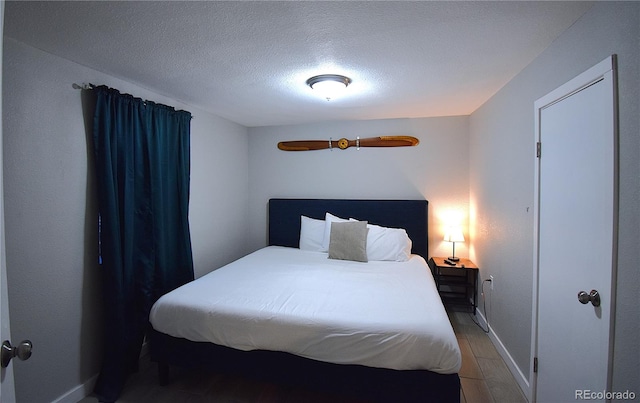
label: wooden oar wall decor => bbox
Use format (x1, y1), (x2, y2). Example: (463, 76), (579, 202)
(277, 136), (419, 151)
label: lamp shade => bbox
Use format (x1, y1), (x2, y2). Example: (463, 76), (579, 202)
(444, 227), (465, 243)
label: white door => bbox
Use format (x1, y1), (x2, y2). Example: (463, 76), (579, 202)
(532, 56), (617, 402)
(1, 2), (18, 401)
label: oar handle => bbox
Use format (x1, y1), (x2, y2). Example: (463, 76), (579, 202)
(277, 140), (335, 151)
(357, 136), (419, 147)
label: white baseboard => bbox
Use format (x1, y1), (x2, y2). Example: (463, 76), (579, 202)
(51, 374), (98, 403)
(475, 309), (532, 401)
(52, 341), (150, 403)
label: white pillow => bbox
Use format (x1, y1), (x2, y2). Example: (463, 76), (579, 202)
(321, 212), (349, 252)
(350, 219), (412, 261)
(299, 215), (325, 252)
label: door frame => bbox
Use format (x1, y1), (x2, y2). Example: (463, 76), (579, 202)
(531, 55), (618, 402)
(0, 1), (17, 401)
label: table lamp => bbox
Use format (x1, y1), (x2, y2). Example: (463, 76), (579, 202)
(444, 227), (465, 262)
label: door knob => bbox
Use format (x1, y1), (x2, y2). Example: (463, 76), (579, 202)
(1, 340), (32, 368)
(577, 290), (601, 307)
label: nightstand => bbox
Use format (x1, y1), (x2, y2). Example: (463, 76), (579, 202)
(428, 257), (479, 314)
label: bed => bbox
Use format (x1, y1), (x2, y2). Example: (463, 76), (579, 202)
(149, 198), (461, 402)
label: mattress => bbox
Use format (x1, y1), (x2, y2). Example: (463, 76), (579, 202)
(149, 246), (461, 374)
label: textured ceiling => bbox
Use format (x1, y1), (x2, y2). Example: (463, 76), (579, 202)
(5, 1), (593, 127)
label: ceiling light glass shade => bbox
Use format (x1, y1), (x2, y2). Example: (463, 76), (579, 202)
(306, 74), (351, 100)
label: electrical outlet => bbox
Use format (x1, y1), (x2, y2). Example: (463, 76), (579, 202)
(490, 275), (494, 290)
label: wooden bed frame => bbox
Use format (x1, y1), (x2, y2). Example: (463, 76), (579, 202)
(149, 198), (460, 402)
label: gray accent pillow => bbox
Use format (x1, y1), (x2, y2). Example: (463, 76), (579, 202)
(328, 221), (368, 262)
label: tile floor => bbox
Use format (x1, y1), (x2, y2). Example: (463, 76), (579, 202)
(449, 310), (527, 403)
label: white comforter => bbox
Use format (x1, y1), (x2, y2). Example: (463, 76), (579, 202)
(149, 246), (461, 374)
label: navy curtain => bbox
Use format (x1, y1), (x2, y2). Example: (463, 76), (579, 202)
(91, 86), (194, 402)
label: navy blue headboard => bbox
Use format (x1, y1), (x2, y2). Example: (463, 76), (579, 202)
(268, 199), (428, 259)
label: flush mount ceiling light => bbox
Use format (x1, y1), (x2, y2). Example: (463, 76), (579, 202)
(306, 74), (351, 101)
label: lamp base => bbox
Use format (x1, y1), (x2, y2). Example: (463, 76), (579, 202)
(448, 256), (460, 262)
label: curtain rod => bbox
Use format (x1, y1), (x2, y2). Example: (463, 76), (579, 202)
(72, 83), (194, 119)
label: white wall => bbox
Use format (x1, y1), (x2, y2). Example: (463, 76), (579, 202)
(189, 100), (250, 278)
(469, 1), (639, 397)
(2, 37), (250, 402)
(247, 117), (470, 258)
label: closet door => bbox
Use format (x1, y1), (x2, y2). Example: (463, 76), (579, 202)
(532, 56), (617, 402)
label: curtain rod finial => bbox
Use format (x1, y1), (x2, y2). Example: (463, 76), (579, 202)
(72, 83), (93, 90)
